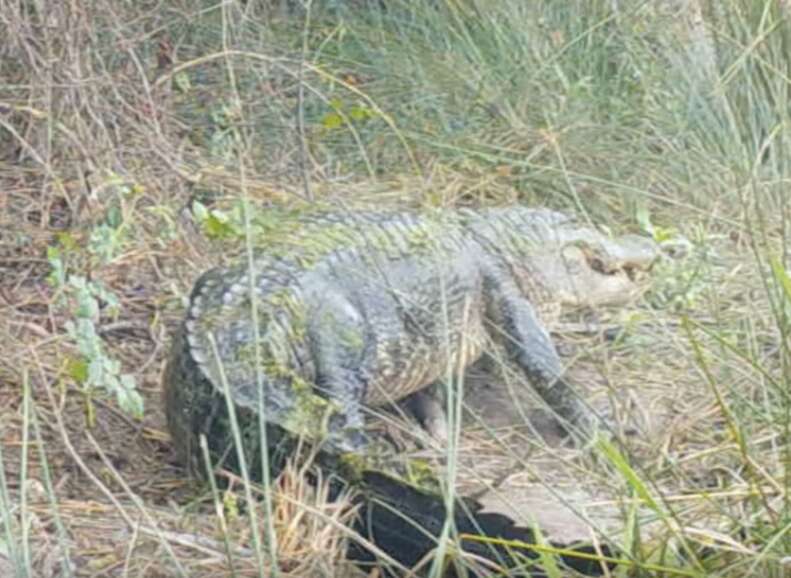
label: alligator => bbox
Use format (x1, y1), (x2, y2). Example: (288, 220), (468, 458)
(164, 206), (658, 575)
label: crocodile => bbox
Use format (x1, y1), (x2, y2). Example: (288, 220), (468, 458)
(164, 206), (657, 574)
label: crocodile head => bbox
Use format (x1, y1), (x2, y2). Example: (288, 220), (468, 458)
(531, 224), (659, 309)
